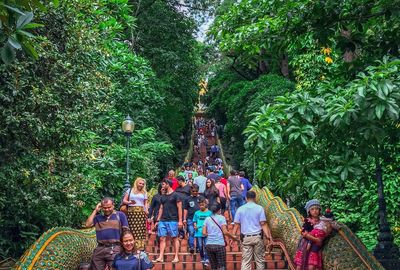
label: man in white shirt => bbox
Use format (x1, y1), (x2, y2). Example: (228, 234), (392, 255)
(232, 191), (272, 270)
(194, 170), (207, 194)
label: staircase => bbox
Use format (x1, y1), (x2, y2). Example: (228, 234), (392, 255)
(14, 114), (386, 270)
(148, 220), (289, 270)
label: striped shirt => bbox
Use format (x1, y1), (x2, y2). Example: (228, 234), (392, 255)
(94, 211), (129, 244)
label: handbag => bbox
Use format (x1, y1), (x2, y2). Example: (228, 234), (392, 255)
(119, 188), (132, 215)
(210, 216), (227, 246)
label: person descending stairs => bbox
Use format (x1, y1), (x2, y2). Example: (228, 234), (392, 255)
(149, 115), (289, 270)
(147, 211), (289, 270)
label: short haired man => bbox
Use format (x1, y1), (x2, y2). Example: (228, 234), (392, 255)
(194, 170), (207, 194)
(153, 179), (183, 263)
(85, 197), (129, 270)
(183, 184), (205, 254)
(239, 171), (252, 200)
(232, 191), (272, 270)
(175, 175), (191, 239)
(227, 169), (244, 223)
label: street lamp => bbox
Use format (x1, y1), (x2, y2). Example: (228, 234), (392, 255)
(373, 163), (400, 269)
(122, 115), (134, 191)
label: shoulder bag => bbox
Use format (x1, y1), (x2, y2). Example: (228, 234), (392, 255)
(119, 188), (132, 215)
(210, 215), (227, 246)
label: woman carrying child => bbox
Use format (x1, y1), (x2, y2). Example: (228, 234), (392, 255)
(294, 199), (334, 270)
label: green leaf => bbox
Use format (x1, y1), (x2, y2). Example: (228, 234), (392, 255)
(1, 44), (16, 65)
(2, 4), (25, 15)
(16, 30), (35, 38)
(17, 12), (34, 29)
(8, 37), (21, 49)
(21, 42), (38, 60)
(53, 0), (60, 8)
(375, 104), (385, 119)
(300, 135), (308, 145)
(357, 87), (365, 98)
(340, 168), (348, 180)
(22, 23), (44, 30)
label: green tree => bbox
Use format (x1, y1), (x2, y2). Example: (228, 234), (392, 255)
(244, 57), (400, 249)
(0, 0), (177, 259)
(129, 0), (205, 144)
(0, 0), (61, 64)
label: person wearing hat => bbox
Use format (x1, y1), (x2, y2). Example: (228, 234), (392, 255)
(294, 199), (334, 270)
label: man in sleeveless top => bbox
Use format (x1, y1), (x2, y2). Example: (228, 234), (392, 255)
(85, 197), (129, 270)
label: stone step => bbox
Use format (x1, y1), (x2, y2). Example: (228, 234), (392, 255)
(151, 260), (288, 270)
(145, 243), (243, 253)
(147, 251), (285, 262)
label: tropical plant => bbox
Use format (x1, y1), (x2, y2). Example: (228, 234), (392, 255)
(0, 0), (61, 64)
(244, 57), (400, 249)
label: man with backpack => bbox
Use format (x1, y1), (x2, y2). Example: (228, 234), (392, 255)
(85, 197), (129, 270)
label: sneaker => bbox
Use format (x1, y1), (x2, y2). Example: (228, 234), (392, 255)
(189, 248), (194, 255)
(230, 222), (235, 225)
(200, 259), (206, 264)
(203, 260), (209, 267)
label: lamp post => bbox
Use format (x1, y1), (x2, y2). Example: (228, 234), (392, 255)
(373, 162), (400, 269)
(122, 115), (134, 191)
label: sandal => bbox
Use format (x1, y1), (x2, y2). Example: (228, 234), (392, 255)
(152, 258), (164, 263)
(171, 258), (180, 263)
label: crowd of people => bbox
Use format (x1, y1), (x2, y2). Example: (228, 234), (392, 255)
(83, 117), (338, 270)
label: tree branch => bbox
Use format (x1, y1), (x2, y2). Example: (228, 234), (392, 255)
(230, 56), (253, 81)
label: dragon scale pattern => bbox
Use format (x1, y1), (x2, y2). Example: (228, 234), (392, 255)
(254, 186), (384, 270)
(15, 187), (384, 270)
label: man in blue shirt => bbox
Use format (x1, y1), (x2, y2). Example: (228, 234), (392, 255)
(232, 191), (272, 270)
(239, 171), (252, 200)
(85, 197), (129, 270)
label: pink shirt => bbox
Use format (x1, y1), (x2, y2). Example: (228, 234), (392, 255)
(215, 183), (226, 198)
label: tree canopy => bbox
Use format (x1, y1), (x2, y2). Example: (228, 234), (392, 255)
(206, 0), (400, 250)
(0, 0), (203, 259)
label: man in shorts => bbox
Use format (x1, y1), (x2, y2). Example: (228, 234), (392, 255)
(153, 179), (183, 263)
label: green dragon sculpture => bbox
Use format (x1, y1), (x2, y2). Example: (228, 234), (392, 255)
(15, 186), (384, 269)
(15, 227), (96, 270)
(254, 186), (384, 270)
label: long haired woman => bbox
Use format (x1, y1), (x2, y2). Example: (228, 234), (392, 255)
(112, 230), (153, 270)
(122, 177), (148, 250)
(204, 178), (220, 208)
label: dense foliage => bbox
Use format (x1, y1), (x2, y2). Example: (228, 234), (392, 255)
(129, 0), (204, 142)
(207, 0), (400, 250)
(206, 69), (294, 168)
(244, 58), (400, 248)
(0, 0), (201, 259)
